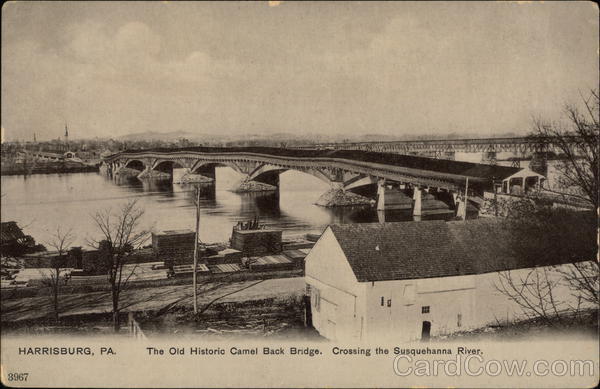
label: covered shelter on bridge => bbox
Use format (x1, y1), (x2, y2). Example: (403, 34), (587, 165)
(500, 168), (545, 196)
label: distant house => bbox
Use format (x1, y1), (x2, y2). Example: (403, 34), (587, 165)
(304, 219), (594, 342)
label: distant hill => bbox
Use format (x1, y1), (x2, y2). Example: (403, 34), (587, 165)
(116, 130), (523, 144)
(118, 131), (210, 142)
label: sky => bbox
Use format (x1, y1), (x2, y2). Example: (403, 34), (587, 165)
(1, 1), (598, 141)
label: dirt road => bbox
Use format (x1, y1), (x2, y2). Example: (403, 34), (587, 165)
(1, 277), (306, 322)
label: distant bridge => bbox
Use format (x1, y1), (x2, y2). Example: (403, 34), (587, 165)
(292, 136), (566, 167)
(102, 147), (542, 218)
(294, 136), (557, 153)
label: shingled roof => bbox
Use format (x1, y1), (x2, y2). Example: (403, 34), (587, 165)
(327, 218), (594, 282)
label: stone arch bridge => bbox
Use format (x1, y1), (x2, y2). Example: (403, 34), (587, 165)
(102, 147), (539, 216)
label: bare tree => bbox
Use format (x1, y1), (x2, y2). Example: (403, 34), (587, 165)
(555, 261), (599, 307)
(90, 199), (150, 331)
(532, 89), (599, 210)
(42, 227), (75, 322)
(493, 90), (599, 329)
(493, 205), (597, 328)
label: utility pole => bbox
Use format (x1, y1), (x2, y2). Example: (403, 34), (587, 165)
(463, 177), (469, 221)
(192, 184), (201, 314)
(492, 177), (498, 217)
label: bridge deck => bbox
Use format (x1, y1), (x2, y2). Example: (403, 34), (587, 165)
(107, 146), (520, 184)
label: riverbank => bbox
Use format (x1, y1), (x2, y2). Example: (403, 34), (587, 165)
(0, 161), (100, 176)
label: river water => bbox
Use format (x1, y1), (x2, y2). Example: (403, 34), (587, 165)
(1, 169), (446, 248)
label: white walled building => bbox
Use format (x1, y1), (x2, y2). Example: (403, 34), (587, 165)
(305, 219), (594, 342)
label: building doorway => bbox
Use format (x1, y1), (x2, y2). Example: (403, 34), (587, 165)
(421, 321), (431, 341)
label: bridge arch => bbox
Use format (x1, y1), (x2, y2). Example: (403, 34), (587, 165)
(248, 164), (376, 193)
(124, 159), (146, 171)
(249, 165), (335, 187)
(191, 161), (246, 176)
(153, 159), (186, 173)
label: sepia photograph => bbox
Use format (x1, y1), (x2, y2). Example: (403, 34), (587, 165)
(1, 1), (598, 387)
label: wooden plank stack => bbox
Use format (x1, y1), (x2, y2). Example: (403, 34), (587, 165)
(231, 229), (282, 257)
(209, 263), (244, 274)
(205, 248), (243, 265)
(171, 263), (210, 277)
(282, 249), (307, 268)
(151, 229), (196, 266)
(248, 254), (294, 272)
(281, 239), (314, 251)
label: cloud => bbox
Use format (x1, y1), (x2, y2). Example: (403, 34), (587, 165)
(2, 3), (598, 141)
(114, 22), (162, 58)
(65, 21), (111, 63)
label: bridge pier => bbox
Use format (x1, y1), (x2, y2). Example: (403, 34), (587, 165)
(376, 179), (386, 211)
(100, 162), (113, 177)
(137, 165), (171, 180)
(315, 179), (373, 207)
(175, 167), (215, 184)
(412, 186), (422, 221)
(455, 193), (467, 220)
(115, 164), (143, 177)
(233, 173), (280, 193)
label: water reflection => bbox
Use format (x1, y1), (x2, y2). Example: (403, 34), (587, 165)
(1, 169), (456, 247)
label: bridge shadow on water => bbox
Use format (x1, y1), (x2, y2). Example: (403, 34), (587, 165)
(107, 175), (461, 240)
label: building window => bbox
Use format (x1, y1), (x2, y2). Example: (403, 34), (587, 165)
(457, 313), (462, 327)
(421, 306), (430, 314)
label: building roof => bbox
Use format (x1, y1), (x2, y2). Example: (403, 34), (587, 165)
(327, 217), (595, 282)
(502, 168), (545, 181)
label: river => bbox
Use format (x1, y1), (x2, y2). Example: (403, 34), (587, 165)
(1, 169), (448, 248)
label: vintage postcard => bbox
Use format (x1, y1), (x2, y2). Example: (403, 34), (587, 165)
(1, 1), (598, 388)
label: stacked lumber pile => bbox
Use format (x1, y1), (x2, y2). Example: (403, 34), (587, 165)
(282, 249), (307, 268)
(231, 229), (282, 257)
(305, 233), (321, 242)
(248, 255), (294, 272)
(171, 263), (210, 277)
(205, 248), (243, 265)
(152, 229), (196, 266)
(282, 239), (314, 251)
(209, 263), (244, 274)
